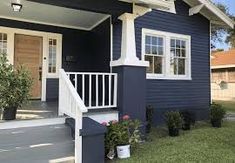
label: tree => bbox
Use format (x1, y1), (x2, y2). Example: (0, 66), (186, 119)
(211, 3), (235, 49)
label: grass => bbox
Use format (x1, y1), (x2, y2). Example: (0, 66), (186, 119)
(214, 100), (235, 113)
(111, 121), (235, 163)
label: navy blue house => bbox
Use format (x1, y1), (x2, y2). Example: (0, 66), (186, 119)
(0, 0), (234, 126)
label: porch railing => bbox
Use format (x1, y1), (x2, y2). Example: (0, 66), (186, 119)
(66, 72), (118, 109)
(59, 69), (87, 163)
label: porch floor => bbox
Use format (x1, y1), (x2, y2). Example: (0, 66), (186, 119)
(0, 124), (74, 163)
(14, 100), (58, 121)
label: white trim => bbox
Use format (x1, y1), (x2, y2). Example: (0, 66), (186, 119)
(210, 21), (212, 104)
(0, 14), (112, 31)
(183, 0), (234, 29)
(189, 4), (204, 16)
(110, 13), (149, 67)
(89, 15), (111, 30)
(0, 26), (62, 101)
(110, 17), (113, 73)
(211, 64), (235, 69)
(0, 117), (65, 130)
(120, 0), (176, 14)
(0, 15), (90, 31)
(142, 28), (191, 80)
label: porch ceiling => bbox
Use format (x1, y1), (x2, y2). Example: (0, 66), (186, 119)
(0, 0), (110, 30)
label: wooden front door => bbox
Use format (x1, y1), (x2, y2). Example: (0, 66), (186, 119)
(14, 34), (43, 99)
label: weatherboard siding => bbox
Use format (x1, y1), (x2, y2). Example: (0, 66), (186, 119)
(134, 0), (211, 124)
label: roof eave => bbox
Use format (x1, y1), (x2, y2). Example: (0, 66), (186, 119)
(184, 0), (234, 29)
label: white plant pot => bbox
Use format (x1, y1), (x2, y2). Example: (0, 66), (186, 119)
(116, 144), (130, 159)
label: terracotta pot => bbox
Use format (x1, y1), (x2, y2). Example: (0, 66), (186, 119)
(3, 107), (17, 120)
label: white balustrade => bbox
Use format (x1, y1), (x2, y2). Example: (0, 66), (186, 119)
(59, 69), (87, 163)
(66, 72), (118, 109)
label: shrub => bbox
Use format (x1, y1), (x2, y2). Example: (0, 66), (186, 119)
(0, 53), (32, 109)
(165, 111), (183, 129)
(210, 102), (226, 127)
(104, 115), (142, 159)
(165, 111), (182, 136)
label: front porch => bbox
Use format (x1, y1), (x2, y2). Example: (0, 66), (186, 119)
(0, 0), (149, 162)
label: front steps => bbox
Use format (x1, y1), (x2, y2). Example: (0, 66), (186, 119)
(0, 117), (65, 130)
(84, 108), (119, 123)
(0, 124), (74, 163)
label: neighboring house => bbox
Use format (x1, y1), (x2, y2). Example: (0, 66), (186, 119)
(0, 0), (234, 162)
(211, 49), (235, 100)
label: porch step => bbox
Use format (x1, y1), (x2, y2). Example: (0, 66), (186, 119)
(0, 124), (74, 163)
(84, 109), (119, 123)
(0, 117), (66, 130)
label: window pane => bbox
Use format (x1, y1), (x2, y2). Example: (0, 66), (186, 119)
(152, 46), (157, 54)
(154, 56), (162, 74)
(178, 59), (185, 75)
(145, 45), (151, 54)
(0, 33), (7, 54)
(158, 47), (163, 55)
(158, 38), (163, 46)
(176, 40), (181, 48)
(181, 49), (186, 57)
(170, 48), (176, 57)
(181, 40), (186, 49)
(48, 38), (57, 73)
(176, 49), (180, 57)
(170, 58), (178, 75)
(145, 55), (153, 73)
(171, 39), (175, 48)
(152, 37), (157, 45)
(146, 36), (151, 44)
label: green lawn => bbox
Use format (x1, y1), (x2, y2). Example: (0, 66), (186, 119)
(214, 100), (235, 113)
(113, 121), (235, 163)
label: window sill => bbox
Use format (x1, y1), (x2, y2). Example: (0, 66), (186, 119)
(146, 74), (192, 80)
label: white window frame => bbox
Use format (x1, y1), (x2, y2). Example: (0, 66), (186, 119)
(0, 26), (62, 101)
(142, 28), (191, 80)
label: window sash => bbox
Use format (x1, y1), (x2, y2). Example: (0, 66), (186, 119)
(142, 29), (191, 80)
(48, 38), (58, 74)
(0, 33), (7, 54)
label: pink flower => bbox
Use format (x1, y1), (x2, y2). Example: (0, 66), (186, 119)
(101, 122), (107, 126)
(122, 115), (130, 120)
(111, 120), (118, 124)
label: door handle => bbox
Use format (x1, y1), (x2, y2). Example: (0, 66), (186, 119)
(39, 71), (42, 81)
(39, 66), (42, 81)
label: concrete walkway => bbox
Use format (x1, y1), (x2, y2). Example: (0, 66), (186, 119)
(0, 124), (74, 163)
(226, 112), (235, 121)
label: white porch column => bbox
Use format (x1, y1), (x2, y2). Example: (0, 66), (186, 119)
(110, 13), (149, 67)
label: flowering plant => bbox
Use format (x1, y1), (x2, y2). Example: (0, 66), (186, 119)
(103, 115), (142, 159)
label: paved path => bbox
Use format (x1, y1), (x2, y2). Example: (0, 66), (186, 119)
(226, 112), (235, 121)
(0, 124), (74, 163)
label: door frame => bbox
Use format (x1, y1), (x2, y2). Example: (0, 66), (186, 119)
(0, 26), (62, 101)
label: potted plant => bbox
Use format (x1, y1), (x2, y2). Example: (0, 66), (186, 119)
(104, 115), (141, 159)
(146, 105), (154, 133)
(0, 53), (32, 120)
(165, 111), (182, 137)
(180, 110), (195, 130)
(210, 102), (226, 128)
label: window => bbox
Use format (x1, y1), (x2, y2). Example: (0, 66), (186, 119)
(170, 39), (186, 75)
(144, 35), (164, 74)
(142, 29), (191, 80)
(0, 33), (7, 54)
(48, 38), (57, 73)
